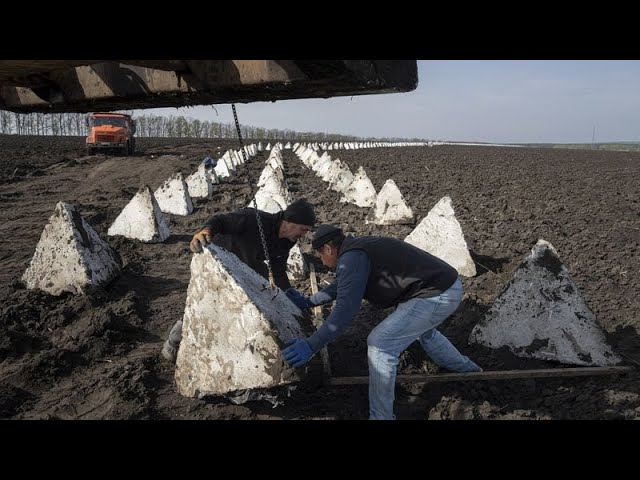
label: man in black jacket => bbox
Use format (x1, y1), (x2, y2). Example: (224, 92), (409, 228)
(161, 199), (316, 363)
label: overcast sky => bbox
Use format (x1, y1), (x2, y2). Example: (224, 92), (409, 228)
(131, 61), (640, 144)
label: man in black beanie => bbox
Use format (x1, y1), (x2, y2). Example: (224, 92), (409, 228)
(282, 224), (481, 420)
(161, 199), (316, 363)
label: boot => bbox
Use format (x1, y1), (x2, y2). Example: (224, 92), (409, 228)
(161, 320), (183, 363)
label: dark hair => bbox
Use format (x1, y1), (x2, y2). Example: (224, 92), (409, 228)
(283, 199), (315, 227)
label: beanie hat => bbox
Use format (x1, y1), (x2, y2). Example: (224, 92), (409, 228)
(312, 224), (344, 249)
(283, 199), (316, 227)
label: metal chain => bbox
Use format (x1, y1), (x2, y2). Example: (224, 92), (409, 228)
(231, 104), (275, 289)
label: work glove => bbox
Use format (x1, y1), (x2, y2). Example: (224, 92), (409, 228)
(282, 338), (313, 368)
(190, 228), (213, 253)
(285, 288), (314, 311)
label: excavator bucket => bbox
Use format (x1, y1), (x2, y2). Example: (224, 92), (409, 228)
(0, 60), (418, 114)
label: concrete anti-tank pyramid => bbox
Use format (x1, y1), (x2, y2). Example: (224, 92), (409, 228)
(404, 196), (476, 277)
(469, 239), (621, 366)
(154, 172), (193, 216)
(286, 243), (307, 281)
(108, 185), (170, 242)
(23, 202), (121, 295)
(340, 166), (377, 208)
(175, 244), (305, 397)
(186, 163), (214, 199)
(366, 179), (414, 225)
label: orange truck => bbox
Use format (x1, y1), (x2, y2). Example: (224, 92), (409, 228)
(85, 112), (136, 155)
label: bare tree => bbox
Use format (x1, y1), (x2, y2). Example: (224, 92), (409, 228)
(0, 111), (12, 134)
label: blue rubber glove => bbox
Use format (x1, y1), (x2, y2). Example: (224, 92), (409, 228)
(285, 288), (313, 311)
(282, 338), (313, 368)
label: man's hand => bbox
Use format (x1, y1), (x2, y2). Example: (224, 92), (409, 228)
(282, 338), (313, 368)
(285, 288), (313, 311)
(190, 228), (213, 253)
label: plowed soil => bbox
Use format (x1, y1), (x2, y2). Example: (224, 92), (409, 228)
(1, 135), (638, 420)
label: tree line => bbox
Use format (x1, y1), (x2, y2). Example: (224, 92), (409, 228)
(0, 111), (423, 143)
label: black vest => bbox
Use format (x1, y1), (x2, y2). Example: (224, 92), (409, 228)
(339, 235), (458, 308)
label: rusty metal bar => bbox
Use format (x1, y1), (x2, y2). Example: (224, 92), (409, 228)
(329, 366), (635, 386)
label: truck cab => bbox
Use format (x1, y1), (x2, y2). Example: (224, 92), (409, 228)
(86, 112), (136, 156)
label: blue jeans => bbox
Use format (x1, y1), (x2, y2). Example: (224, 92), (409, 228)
(367, 278), (481, 420)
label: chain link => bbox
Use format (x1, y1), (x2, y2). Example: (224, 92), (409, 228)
(231, 104), (275, 289)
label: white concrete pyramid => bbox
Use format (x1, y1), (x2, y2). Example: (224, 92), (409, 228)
(228, 151), (239, 169)
(108, 186), (170, 243)
(266, 142), (272, 151)
(306, 151), (322, 170)
(214, 156), (232, 178)
(315, 154), (334, 180)
(327, 160), (354, 194)
(175, 244), (305, 397)
(286, 243), (307, 280)
(154, 172), (194, 216)
(298, 147), (315, 167)
(219, 150), (230, 164)
(257, 164), (284, 190)
(266, 147), (284, 170)
(268, 155), (284, 171)
(186, 162), (213, 199)
(340, 166), (377, 208)
(404, 196), (475, 277)
(234, 149), (244, 165)
(249, 190), (288, 213)
(250, 162), (290, 212)
(22, 202), (121, 296)
(469, 240), (621, 367)
(230, 149), (240, 164)
(318, 152), (331, 164)
(307, 152), (331, 174)
(366, 179), (414, 225)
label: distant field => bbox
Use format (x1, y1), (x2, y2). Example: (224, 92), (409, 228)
(523, 142), (640, 152)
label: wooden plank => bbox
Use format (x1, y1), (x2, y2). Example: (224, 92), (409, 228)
(309, 262), (332, 383)
(309, 262), (322, 320)
(329, 366), (634, 386)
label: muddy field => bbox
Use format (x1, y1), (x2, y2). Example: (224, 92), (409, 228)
(1, 135), (639, 420)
